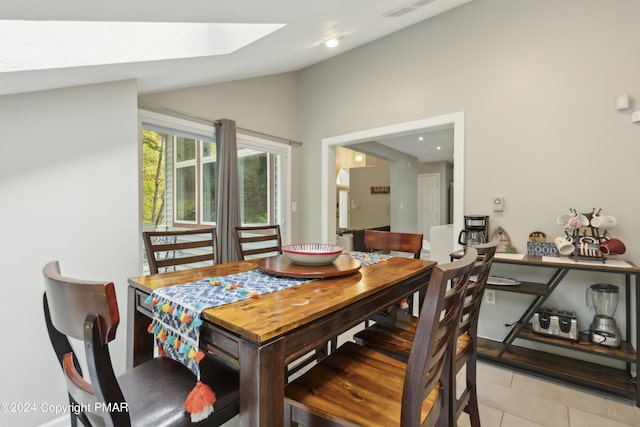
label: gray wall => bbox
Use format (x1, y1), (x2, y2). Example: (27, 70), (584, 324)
(349, 141), (420, 232)
(348, 160), (391, 230)
(0, 80), (139, 426)
(295, 0), (640, 346)
(140, 0), (640, 347)
(297, 0), (640, 260)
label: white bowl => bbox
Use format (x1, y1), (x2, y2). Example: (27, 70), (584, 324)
(282, 243), (343, 266)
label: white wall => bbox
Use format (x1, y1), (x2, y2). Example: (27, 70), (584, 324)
(0, 80), (139, 426)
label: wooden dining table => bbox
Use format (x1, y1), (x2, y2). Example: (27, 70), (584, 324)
(127, 255), (435, 426)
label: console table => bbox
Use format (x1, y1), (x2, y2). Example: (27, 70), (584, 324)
(452, 252), (640, 406)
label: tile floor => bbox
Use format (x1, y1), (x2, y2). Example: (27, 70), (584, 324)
(223, 359), (640, 426)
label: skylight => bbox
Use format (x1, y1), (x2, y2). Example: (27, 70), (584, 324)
(0, 20), (286, 72)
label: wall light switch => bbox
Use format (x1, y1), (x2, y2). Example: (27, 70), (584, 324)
(632, 111), (640, 123)
(493, 196), (504, 212)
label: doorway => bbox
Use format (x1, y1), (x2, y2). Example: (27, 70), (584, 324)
(321, 112), (464, 251)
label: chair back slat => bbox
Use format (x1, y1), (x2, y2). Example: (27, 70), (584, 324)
(233, 225), (282, 260)
(143, 227), (218, 274)
(401, 247), (477, 426)
(364, 229), (423, 259)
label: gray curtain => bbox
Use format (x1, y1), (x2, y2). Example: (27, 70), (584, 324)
(216, 119), (241, 263)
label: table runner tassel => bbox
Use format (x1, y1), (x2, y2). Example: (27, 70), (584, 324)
(184, 381), (216, 422)
(184, 350), (216, 422)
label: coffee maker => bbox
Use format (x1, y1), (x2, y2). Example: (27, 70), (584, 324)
(458, 215), (489, 246)
(586, 283), (621, 347)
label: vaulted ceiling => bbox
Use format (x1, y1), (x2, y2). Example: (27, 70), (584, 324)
(0, 0), (471, 96)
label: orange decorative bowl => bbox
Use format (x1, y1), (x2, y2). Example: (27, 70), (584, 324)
(282, 243), (343, 266)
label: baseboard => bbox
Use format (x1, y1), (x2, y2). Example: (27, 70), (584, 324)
(38, 415), (69, 427)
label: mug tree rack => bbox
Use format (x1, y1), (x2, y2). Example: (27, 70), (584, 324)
(562, 208), (608, 263)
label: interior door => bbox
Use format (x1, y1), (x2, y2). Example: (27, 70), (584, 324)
(417, 173), (440, 242)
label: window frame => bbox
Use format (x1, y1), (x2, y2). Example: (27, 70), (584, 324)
(138, 110), (291, 243)
(236, 132), (291, 243)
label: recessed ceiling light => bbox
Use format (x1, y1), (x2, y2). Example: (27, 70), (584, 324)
(0, 20), (285, 72)
(436, 146), (441, 150)
(325, 37), (341, 48)
(418, 136), (424, 141)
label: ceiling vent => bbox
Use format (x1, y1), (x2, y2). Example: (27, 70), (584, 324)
(383, 0), (436, 17)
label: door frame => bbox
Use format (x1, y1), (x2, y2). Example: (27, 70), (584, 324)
(321, 112), (464, 251)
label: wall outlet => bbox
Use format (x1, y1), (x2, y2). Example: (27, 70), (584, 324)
(484, 289), (496, 304)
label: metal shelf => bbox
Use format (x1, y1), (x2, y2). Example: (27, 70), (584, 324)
(466, 254), (640, 406)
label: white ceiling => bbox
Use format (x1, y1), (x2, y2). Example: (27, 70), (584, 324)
(0, 0), (471, 97)
(376, 126), (454, 162)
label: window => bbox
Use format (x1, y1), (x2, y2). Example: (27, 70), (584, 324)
(237, 133), (288, 231)
(173, 136), (217, 224)
(139, 110), (290, 242)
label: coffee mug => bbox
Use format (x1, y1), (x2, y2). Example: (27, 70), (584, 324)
(554, 236), (575, 256)
(599, 238), (626, 256)
(576, 236), (600, 257)
(591, 215), (617, 229)
(557, 213), (588, 231)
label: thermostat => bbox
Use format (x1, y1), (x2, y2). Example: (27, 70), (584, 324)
(493, 196), (504, 212)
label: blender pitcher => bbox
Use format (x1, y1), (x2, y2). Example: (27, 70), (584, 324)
(586, 284), (621, 347)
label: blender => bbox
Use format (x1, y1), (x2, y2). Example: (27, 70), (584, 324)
(586, 284), (621, 347)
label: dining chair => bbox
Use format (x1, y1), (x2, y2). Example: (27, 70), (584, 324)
(364, 229), (423, 259)
(42, 260), (239, 427)
(283, 247), (477, 426)
(233, 224), (333, 378)
(143, 227), (218, 274)
(353, 240), (498, 427)
(233, 224), (282, 260)
(363, 229), (424, 323)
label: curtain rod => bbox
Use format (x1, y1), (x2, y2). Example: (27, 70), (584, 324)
(138, 101), (302, 146)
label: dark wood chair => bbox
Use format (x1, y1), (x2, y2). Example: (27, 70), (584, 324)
(143, 227), (218, 274)
(283, 247), (477, 426)
(233, 224), (330, 379)
(354, 240), (498, 427)
(363, 229), (424, 323)
(233, 225), (282, 260)
(364, 229), (423, 259)
(42, 261), (239, 427)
